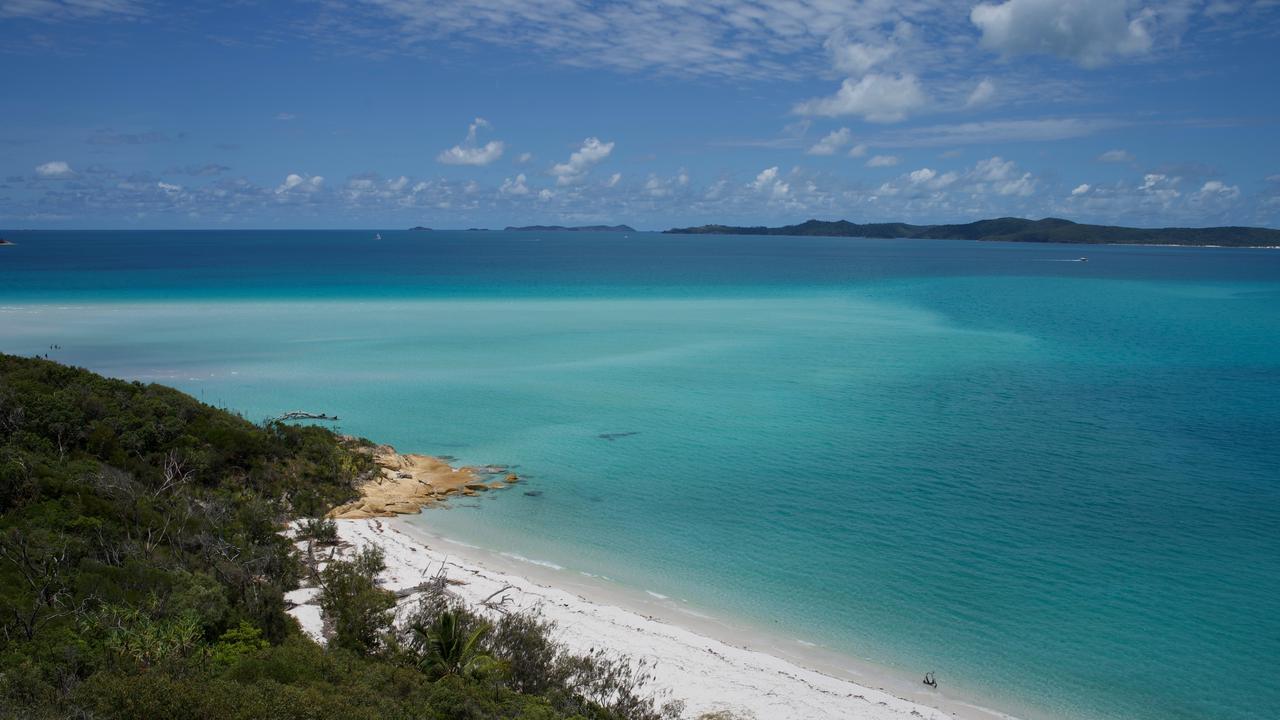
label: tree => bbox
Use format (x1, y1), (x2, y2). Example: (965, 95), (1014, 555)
(412, 610), (502, 681)
(317, 546), (395, 655)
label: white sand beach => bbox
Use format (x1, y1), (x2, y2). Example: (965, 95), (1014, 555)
(287, 516), (1021, 720)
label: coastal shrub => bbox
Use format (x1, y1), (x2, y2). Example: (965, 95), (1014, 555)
(558, 649), (684, 720)
(298, 516), (339, 544)
(398, 589), (682, 720)
(412, 610), (503, 681)
(317, 545), (396, 654)
(211, 620), (271, 667)
(487, 610), (567, 695)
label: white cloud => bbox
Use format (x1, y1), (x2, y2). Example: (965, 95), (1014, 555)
(907, 167), (958, 190)
(750, 166), (791, 201)
(872, 118), (1122, 148)
(971, 0), (1155, 68)
(550, 137), (614, 185)
(1, 0), (142, 20)
(995, 172), (1036, 196)
(276, 173), (324, 193)
(606, 172), (622, 188)
(327, 1), (966, 82)
(965, 78), (996, 108)
(438, 117), (506, 166)
(807, 127), (852, 156)
(275, 112), (297, 121)
(34, 161), (74, 178)
(973, 156), (1017, 182)
(516, 152), (533, 164)
(848, 143), (868, 158)
(537, 188), (555, 201)
(866, 155), (900, 167)
(438, 141), (505, 166)
(1072, 183), (1091, 196)
(909, 168), (937, 184)
(1204, 1), (1242, 17)
(826, 36), (897, 76)
(499, 173), (529, 195)
(1138, 173), (1181, 205)
(157, 181), (182, 193)
(1194, 179), (1240, 201)
(1097, 149), (1135, 163)
(795, 73), (927, 123)
(752, 166), (780, 191)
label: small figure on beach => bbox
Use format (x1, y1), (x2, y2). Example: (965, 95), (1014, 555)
(923, 671), (937, 689)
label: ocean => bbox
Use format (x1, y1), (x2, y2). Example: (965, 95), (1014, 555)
(2, 229), (1277, 720)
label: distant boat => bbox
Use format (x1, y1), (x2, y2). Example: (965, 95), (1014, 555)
(1079, 256), (1088, 262)
(374, 233), (382, 240)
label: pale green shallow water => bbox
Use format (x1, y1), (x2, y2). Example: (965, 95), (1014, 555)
(2, 230), (1278, 720)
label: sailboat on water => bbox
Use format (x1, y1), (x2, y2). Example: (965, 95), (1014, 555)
(374, 232), (382, 240)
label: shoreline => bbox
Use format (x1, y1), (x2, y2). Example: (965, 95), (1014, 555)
(290, 513), (1028, 720)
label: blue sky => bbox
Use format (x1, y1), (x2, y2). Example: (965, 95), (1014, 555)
(2, 0), (1278, 229)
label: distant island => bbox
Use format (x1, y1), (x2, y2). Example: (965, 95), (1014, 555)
(505, 224), (636, 233)
(408, 226), (432, 232)
(664, 217), (1280, 248)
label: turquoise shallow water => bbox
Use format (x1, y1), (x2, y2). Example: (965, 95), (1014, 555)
(2, 231), (1279, 720)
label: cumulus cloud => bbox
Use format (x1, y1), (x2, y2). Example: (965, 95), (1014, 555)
(499, 173), (529, 195)
(970, 155), (1037, 195)
(516, 152), (533, 164)
(34, 161), (74, 178)
(1138, 173), (1181, 206)
(1072, 183), (1091, 196)
(276, 173), (324, 193)
(1193, 179), (1240, 201)
(848, 143), (869, 158)
(906, 167), (959, 190)
(866, 155), (900, 167)
(437, 118), (506, 166)
(549, 137), (614, 185)
(794, 73), (927, 123)
(1097, 149), (1135, 163)
(965, 78), (996, 108)
(752, 166), (779, 191)
(750, 166), (790, 201)
(807, 128), (852, 156)
(971, 0), (1155, 68)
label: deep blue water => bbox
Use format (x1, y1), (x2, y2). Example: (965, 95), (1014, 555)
(2, 230), (1278, 720)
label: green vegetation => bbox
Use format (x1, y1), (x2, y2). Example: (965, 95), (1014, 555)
(664, 216), (1280, 247)
(0, 354), (681, 719)
(503, 225), (636, 233)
